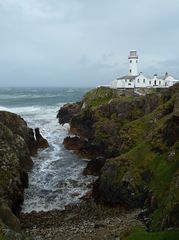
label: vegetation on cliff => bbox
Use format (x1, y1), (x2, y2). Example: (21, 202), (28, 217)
(57, 84), (179, 237)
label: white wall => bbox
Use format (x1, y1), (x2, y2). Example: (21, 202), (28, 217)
(110, 74), (179, 89)
(135, 74), (167, 88)
(134, 73), (148, 88)
(110, 79), (135, 88)
(129, 58), (138, 76)
(123, 79), (135, 88)
(165, 76), (179, 87)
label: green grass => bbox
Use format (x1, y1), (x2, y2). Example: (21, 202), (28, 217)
(83, 87), (116, 107)
(83, 86), (134, 108)
(124, 228), (179, 240)
(75, 85), (179, 231)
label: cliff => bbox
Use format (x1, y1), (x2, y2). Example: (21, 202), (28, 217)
(57, 85), (179, 237)
(0, 111), (48, 237)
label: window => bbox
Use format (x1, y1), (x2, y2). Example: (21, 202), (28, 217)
(130, 60), (132, 63)
(143, 79), (145, 83)
(125, 79), (127, 82)
(130, 69), (132, 73)
(159, 81), (161, 85)
(149, 80), (151, 85)
(137, 79), (140, 83)
(136, 60), (138, 63)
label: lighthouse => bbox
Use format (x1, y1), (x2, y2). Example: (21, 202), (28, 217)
(128, 50), (138, 76)
(110, 50), (179, 89)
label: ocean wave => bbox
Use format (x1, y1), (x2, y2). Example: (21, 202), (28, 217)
(0, 106), (11, 111)
(0, 88), (95, 213)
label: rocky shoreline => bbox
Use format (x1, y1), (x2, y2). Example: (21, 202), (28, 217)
(20, 201), (143, 240)
(0, 84), (179, 239)
(0, 111), (48, 234)
(57, 85), (179, 234)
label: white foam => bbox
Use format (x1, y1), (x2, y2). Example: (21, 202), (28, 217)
(0, 106), (11, 111)
(17, 104), (96, 213)
(0, 89), (95, 213)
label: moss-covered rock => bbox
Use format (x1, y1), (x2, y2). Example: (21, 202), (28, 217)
(58, 84), (179, 232)
(0, 111), (37, 155)
(0, 111), (42, 232)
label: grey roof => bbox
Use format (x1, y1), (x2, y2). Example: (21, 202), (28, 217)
(117, 75), (138, 80)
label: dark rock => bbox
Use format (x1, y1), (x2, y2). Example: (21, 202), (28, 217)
(70, 109), (95, 138)
(80, 190), (93, 201)
(94, 223), (106, 229)
(57, 102), (81, 125)
(0, 111), (40, 231)
(35, 128), (49, 149)
(161, 115), (179, 146)
(63, 136), (101, 158)
(0, 202), (21, 232)
(93, 160), (148, 208)
(0, 111), (37, 155)
(57, 84), (179, 231)
(140, 169), (153, 183)
(95, 178), (147, 208)
(83, 157), (106, 176)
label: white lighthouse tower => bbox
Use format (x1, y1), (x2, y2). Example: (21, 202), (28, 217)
(128, 50), (138, 76)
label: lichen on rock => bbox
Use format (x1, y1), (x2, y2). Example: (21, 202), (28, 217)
(0, 110), (48, 233)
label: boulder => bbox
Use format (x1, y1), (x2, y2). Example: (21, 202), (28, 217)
(35, 128), (49, 149)
(95, 162), (147, 208)
(0, 111), (37, 155)
(63, 136), (101, 159)
(57, 102), (81, 125)
(83, 157), (106, 176)
(0, 111), (37, 231)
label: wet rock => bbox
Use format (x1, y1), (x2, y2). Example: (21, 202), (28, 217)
(94, 223), (106, 229)
(57, 102), (81, 125)
(35, 128), (49, 149)
(0, 111), (38, 231)
(63, 136), (100, 158)
(83, 157), (106, 176)
(20, 201), (142, 240)
(0, 111), (37, 155)
(80, 190), (93, 201)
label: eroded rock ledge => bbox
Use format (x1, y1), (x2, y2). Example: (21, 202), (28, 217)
(57, 85), (179, 231)
(0, 111), (48, 232)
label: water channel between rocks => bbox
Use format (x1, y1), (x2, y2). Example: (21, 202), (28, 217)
(0, 87), (95, 213)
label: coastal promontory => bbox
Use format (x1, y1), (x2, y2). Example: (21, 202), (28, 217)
(57, 84), (179, 239)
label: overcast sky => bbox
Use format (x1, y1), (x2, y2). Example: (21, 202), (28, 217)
(0, 0), (179, 87)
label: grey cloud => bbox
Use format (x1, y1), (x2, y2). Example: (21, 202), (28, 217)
(0, 0), (179, 87)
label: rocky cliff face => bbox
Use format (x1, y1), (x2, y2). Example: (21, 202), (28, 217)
(0, 111), (48, 232)
(57, 85), (179, 231)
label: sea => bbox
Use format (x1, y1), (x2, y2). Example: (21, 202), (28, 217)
(0, 87), (95, 213)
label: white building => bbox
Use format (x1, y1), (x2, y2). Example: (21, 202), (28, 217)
(110, 50), (179, 89)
